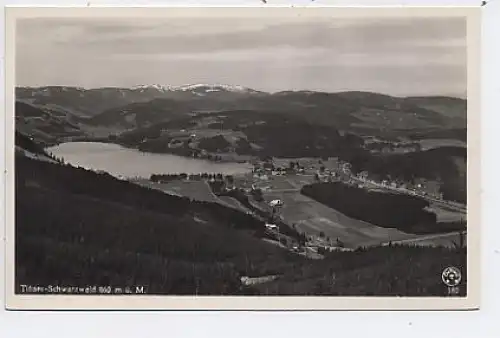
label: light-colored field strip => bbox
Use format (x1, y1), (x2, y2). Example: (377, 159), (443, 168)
(382, 231), (466, 248)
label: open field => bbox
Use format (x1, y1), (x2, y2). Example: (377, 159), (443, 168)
(135, 166), (465, 250)
(218, 196), (253, 213)
(132, 179), (219, 203)
(255, 177), (300, 191)
(161, 180), (220, 202)
(257, 190), (419, 249)
(235, 172), (315, 191)
(133, 178), (255, 215)
(232, 171), (465, 249)
(351, 176), (467, 212)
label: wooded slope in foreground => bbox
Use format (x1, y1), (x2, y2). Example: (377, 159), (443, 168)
(15, 155), (466, 296)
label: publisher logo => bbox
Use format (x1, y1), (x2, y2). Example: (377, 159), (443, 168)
(442, 266), (462, 287)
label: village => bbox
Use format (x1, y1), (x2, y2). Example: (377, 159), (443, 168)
(135, 154), (466, 259)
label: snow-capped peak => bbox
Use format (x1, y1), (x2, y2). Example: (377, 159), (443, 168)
(174, 84), (254, 93)
(132, 84), (173, 92)
(132, 83), (258, 93)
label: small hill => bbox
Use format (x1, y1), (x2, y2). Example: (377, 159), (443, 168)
(16, 86), (169, 117)
(15, 101), (85, 146)
(405, 96), (467, 120)
(88, 98), (191, 129)
(112, 110), (365, 159)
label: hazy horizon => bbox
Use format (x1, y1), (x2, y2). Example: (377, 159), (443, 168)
(16, 16), (467, 98)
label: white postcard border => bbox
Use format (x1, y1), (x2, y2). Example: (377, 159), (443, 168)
(4, 6), (481, 311)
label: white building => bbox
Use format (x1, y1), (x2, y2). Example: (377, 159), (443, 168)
(265, 223), (278, 230)
(269, 199), (284, 207)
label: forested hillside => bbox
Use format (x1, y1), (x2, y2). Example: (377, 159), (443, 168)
(14, 153), (466, 296)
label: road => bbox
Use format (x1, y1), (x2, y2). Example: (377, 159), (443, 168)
(259, 189), (423, 249)
(350, 176), (466, 213)
(254, 173), (466, 249)
(264, 172), (466, 215)
(134, 175), (466, 250)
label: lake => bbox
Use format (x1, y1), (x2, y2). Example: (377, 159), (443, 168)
(46, 142), (253, 178)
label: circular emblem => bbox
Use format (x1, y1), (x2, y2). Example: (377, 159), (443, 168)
(442, 266), (462, 287)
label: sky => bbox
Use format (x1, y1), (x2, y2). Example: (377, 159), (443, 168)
(15, 16), (467, 97)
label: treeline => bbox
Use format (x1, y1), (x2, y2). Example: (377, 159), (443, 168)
(364, 141), (421, 152)
(301, 182), (438, 233)
(150, 173), (232, 183)
(407, 220), (466, 235)
(138, 139), (201, 157)
(137, 141), (227, 161)
(197, 135), (231, 153)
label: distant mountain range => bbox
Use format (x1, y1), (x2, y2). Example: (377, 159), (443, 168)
(16, 85), (467, 136)
(132, 83), (263, 94)
(13, 86), (468, 295)
(15, 84), (265, 117)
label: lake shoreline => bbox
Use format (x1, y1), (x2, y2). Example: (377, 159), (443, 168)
(55, 136), (256, 165)
(46, 141), (254, 178)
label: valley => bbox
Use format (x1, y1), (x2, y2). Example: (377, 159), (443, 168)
(14, 144), (467, 296)
(13, 84), (468, 296)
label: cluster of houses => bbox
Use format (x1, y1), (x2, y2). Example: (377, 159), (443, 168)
(304, 158), (444, 200)
(313, 161), (351, 183)
(252, 162), (306, 181)
(354, 171), (443, 199)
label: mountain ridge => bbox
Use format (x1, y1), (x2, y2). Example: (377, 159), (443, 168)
(15, 85), (467, 147)
(16, 84), (466, 100)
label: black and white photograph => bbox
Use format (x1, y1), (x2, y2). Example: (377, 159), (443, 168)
(4, 7), (480, 310)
